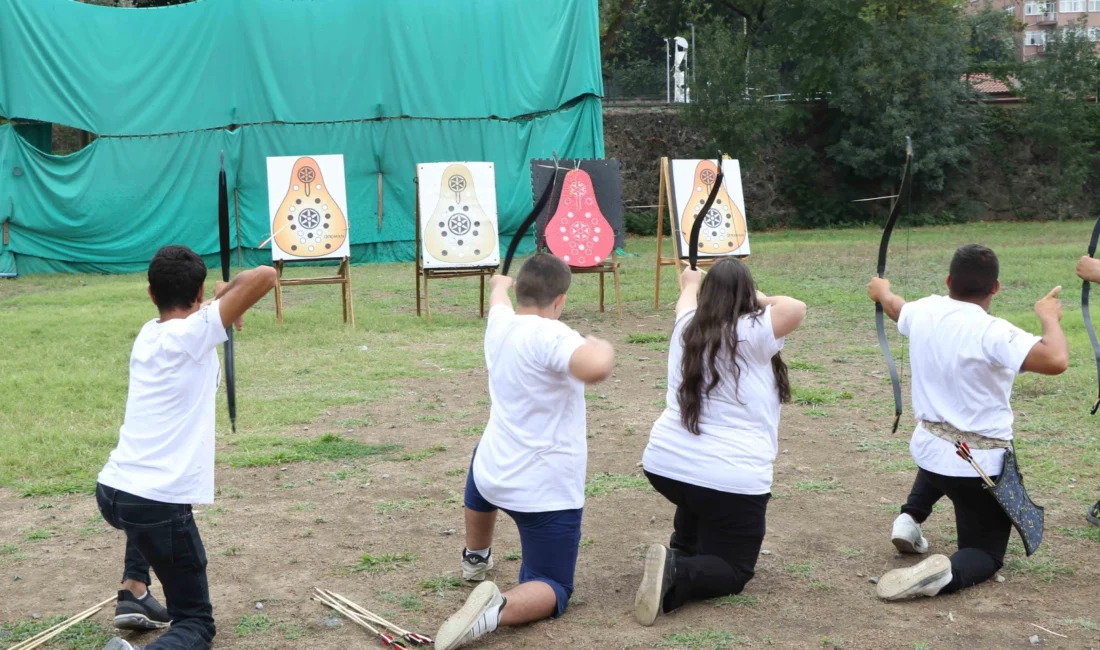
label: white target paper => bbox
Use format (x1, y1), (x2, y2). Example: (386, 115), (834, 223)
(417, 162), (500, 268)
(266, 154), (351, 262)
(670, 159), (750, 258)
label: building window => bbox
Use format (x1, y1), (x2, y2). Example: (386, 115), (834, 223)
(1060, 0), (1084, 11)
(1025, 30), (1047, 45)
(1006, 4), (1017, 12)
(1089, 0), (1100, 11)
(1025, 2), (1042, 14)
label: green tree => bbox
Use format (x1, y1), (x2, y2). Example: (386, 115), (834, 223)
(1015, 19), (1100, 219)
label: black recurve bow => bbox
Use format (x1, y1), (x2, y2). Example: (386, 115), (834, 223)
(218, 151), (237, 432)
(687, 153), (726, 271)
(502, 154), (561, 276)
(1082, 215), (1100, 414)
(874, 137), (913, 434)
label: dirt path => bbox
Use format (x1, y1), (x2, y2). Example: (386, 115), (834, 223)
(3, 313), (1099, 650)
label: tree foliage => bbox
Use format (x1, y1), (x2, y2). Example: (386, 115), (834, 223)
(1015, 19), (1100, 219)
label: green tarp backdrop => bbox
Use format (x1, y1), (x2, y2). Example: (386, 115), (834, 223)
(0, 0), (604, 274)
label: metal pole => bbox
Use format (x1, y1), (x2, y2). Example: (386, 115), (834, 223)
(664, 38), (671, 103)
(687, 23), (695, 92)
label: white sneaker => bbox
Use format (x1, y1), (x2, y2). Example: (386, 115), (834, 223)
(891, 514), (929, 554)
(876, 554), (952, 601)
(461, 549), (494, 581)
(434, 581), (506, 650)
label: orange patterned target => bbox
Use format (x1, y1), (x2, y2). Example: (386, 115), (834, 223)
(271, 157), (349, 259)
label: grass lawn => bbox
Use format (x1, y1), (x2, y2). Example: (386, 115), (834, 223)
(1, 221), (1098, 502)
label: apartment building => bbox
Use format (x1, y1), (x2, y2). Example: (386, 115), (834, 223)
(974, 0), (1100, 58)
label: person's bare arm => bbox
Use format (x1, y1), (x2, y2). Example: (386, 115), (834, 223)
(1021, 286), (1069, 375)
(868, 277), (905, 322)
(214, 266), (277, 330)
(676, 269), (702, 315)
(488, 275), (514, 311)
(569, 336), (616, 384)
(756, 291), (807, 339)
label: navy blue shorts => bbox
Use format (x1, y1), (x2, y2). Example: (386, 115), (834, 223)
(465, 455), (583, 617)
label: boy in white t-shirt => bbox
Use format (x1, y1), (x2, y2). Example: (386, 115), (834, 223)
(868, 244), (1067, 601)
(98, 246), (276, 650)
(433, 255), (616, 650)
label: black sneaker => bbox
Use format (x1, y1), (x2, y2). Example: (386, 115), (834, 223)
(103, 638), (144, 650)
(114, 589), (171, 630)
(634, 544), (676, 626)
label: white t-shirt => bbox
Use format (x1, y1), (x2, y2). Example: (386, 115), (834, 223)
(98, 301), (228, 505)
(643, 307), (784, 495)
(471, 305), (587, 512)
(899, 295), (1040, 478)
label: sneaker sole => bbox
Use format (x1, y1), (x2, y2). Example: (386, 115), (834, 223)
(435, 581), (499, 650)
(891, 535), (928, 555)
(876, 555), (951, 601)
(114, 613), (171, 630)
(634, 544), (667, 627)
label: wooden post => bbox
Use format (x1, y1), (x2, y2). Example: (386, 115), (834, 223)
(654, 158), (668, 309)
(2, 220), (8, 246)
(414, 178), (422, 317)
(612, 251), (623, 318)
(479, 274), (486, 318)
(274, 260), (284, 325)
(377, 172), (384, 233)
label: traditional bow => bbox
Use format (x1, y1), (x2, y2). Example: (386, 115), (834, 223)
(1082, 215), (1100, 414)
(687, 153), (725, 271)
(873, 137), (913, 433)
(501, 153), (561, 276)
(217, 151), (237, 432)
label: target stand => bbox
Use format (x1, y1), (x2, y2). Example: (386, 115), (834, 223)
(273, 257), (354, 327)
(413, 175), (498, 324)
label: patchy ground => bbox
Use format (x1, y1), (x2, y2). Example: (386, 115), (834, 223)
(4, 225), (1100, 649)
(3, 309), (1099, 650)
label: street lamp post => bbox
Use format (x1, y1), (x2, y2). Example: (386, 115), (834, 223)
(663, 37), (670, 103)
(686, 22), (695, 92)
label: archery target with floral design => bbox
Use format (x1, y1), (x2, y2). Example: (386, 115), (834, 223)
(266, 155), (351, 261)
(417, 162), (500, 268)
(669, 158), (750, 258)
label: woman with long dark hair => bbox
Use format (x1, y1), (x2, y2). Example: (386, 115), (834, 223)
(634, 258), (806, 626)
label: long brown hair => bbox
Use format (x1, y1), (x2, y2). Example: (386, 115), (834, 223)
(677, 258), (791, 435)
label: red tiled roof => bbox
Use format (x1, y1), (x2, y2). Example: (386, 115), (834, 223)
(964, 73), (1014, 95)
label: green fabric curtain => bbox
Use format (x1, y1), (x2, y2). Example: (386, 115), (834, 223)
(0, 0), (603, 275)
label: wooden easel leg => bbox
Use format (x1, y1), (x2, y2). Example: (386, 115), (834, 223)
(416, 268), (422, 317)
(346, 260), (355, 329)
(274, 260), (284, 326)
(613, 261), (623, 319)
(415, 196), (422, 318)
(424, 274), (432, 324)
(341, 259), (349, 324)
(479, 274), (486, 318)
(599, 271), (605, 313)
(655, 160), (667, 309)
